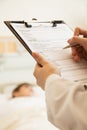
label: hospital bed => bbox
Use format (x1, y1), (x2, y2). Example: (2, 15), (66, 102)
(0, 84), (59, 130)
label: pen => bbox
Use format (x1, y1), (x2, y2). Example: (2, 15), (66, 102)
(63, 43), (79, 49)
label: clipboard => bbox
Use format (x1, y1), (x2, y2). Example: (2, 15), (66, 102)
(4, 20), (87, 84)
(4, 20), (67, 56)
(4, 20), (73, 67)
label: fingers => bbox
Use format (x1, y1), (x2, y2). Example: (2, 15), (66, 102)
(71, 47), (81, 62)
(33, 63), (39, 78)
(74, 27), (87, 37)
(68, 36), (87, 47)
(68, 27), (87, 61)
(74, 27), (80, 36)
(68, 36), (87, 61)
(32, 52), (49, 66)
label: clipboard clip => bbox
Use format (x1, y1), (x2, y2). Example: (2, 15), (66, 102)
(51, 20), (65, 27)
(11, 21), (32, 28)
(24, 22), (32, 28)
(24, 20), (64, 28)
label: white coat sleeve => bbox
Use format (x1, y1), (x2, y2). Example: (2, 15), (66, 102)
(45, 74), (87, 130)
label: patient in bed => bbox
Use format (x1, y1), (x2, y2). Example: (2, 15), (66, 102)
(0, 83), (58, 130)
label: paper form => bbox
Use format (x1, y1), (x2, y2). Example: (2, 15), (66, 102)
(11, 22), (87, 84)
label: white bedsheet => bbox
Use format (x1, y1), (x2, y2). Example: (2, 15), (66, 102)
(0, 96), (59, 130)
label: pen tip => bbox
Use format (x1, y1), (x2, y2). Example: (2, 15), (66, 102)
(63, 46), (68, 49)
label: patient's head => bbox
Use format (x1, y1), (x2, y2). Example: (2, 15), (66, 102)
(12, 83), (34, 98)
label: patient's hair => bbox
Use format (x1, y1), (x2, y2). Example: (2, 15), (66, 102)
(12, 83), (33, 98)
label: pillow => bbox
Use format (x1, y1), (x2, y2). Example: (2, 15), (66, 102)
(3, 84), (18, 98)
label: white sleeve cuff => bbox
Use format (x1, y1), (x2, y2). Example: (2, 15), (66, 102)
(45, 74), (61, 89)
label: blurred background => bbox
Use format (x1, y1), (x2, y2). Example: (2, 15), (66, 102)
(0, 0), (87, 91)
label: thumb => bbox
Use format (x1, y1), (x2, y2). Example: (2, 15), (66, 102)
(32, 52), (49, 66)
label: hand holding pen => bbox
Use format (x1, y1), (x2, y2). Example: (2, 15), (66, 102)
(64, 27), (87, 62)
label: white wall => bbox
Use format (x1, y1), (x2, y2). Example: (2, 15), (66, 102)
(0, 0), (87, 35)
